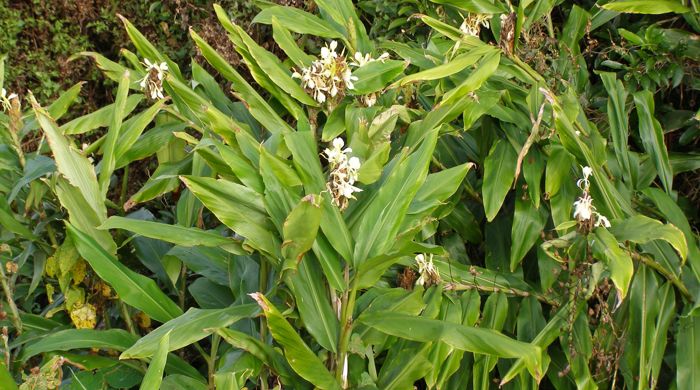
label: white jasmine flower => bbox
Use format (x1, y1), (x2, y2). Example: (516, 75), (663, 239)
(572, 165), (610, 230)
(595, 214), (611, 228)
(460, 14), (492, 37)
(324, 138), (362, 210)
(1, 88), (18, 111)
(573, 193), (594, 221)
(577, 166), (593, 189)
(415, 253), (440, 287)
(362, 93), (378, 107)
(293, 41), (356, 104)
(349, 51), (390, 67)
(139, 58), (168, 100)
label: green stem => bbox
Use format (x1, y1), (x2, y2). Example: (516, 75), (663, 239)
(208, 334), (221, 389)
(633, 252), (693, 302)
(178, 263), (187, 311)
(45, 222), (59, 248)
(0, 266), (21, 335)
(119, 165), (130, 207)
(119, 300), (136, 336)
(82, 136), (105, 156)
(545, 12), (555, 39)
(336, 267), (358, 388)
(259, 259), (269, 390)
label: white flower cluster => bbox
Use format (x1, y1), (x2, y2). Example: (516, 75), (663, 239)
(459, 14), (492, 37)
(1, 88), (18, 112)
(349, 51), (390, 67)
(573, 166), (611, 229)
(324, 138), (362, 210)
(348, 51), (390, 107)
(415, 253), (440, 287)
(292, 41), (357, 104)
(139, 59), (168, 100)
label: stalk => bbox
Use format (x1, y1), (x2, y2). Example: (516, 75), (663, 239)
(335, 265), (358, 388)
(208, 334), (221, 389)
(0, 265), (21, 335)
(259, 259), (269, 390)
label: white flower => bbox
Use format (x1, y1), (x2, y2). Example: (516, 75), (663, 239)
(460, 14), (492, 37)
(349, 51), (390, 67)
(415, 253), (440, 287)
(325, 138), (362, 210)
(348, 156), (361, 171)
(139, 58), (168, 100)
(362, 93), (377, 107)
(595, 214), (611, 228)
(582, 166), (593, 179)
(1, 88), (18, 111)
(293, 41), (357, 104)
(577, 166), (593, 190)
(573, 193), (594, 221)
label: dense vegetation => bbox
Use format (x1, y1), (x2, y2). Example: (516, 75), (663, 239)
(1, 1), (699, 389)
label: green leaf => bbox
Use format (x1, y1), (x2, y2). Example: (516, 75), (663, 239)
(676, 315), (700, 390)
(122, 305), (258, 359)
(483, 139), (517, 221)
(429, 0), (507, 13)
(30, 96), (106, 221)
(99, 71), (130, 195)
(250, 293), (341, 390)
(114, 99), (167, 159)
(99, 216), (242, 253)
(61, 95), (142, 134)
(190, 27), (293, 134)
(253, 6), (344, 38)
(0, 362), (17, 390)
(117, 15), (183, 80)
(20, 329), (137, 362)
(271, 17), (314, 68)
(625, 265), (658, 388)
(352, 130), (437, 265)
(634, 90), (673, 193)
(591, 227), (634, 298)
(600, 72), (632, 185)
(441, 50), (501, 104)
(216, 328), (298, 386)
(282, 194), (323, 271)
(608, 214), (688, 262)
(181, 176), (280, 257)
(217, 11), (318, 106)
(602, 0), (690, 14)
(285, 257), (340, 353)
(140, 331), (170, 390)
(395, 44), (494, 86)
(55, 178), (116, 254)
(359, 311), (543, 379)
(648, 283), (675, 387)
(510, 191), (548, 271)
(68, 223), (183, 323)
(351, 60), (407, 95)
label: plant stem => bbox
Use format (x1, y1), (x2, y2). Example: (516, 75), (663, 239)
(336, 265), (358, 388)
(259, 259), (269, 390)
(45, 222), (59, 248)
(633, 252), (693, 302)
(119, 300), (136, 336)
(179, 263), (187, 311)
(0, 266), (21, 335)
(208, 334), (221, 389)
(119, 165), (130, 207)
